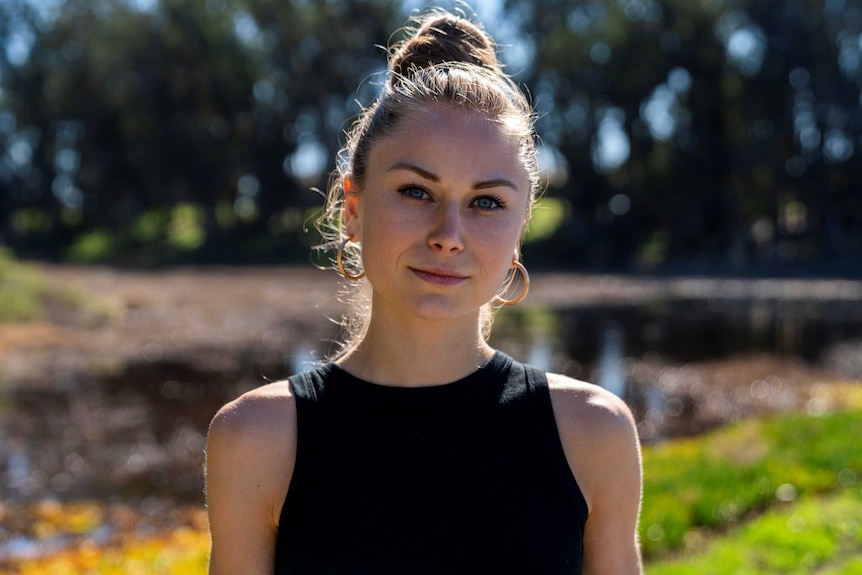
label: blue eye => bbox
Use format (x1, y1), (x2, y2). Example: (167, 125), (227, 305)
(474, 196), (503, 210)
(400, 185), (429, 200)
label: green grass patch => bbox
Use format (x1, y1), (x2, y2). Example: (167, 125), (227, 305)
(641, 409), (862, 559)
(0, 248), (48, 322)
(0, 249), (89, 325)
(645, 485), (862, 574)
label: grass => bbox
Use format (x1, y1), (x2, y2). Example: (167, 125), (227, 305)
(641, 404), (862, 558)
(639, 401), (862, 574)
(641, 407), (862, 558)
(646, 485), (862, 574)
(4, 403), (860, 573)
(0, 248), (49, 322)
(0, 250), (97, 329)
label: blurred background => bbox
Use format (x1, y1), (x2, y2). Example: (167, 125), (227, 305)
(1, 0), (860, 271)
(0, 0), (861, 572)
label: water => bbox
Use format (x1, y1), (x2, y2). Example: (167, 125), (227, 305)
(492, 295), (862, 440)
(1, 296), (860, 507)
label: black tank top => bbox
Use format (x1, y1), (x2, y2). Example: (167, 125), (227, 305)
(275, 351), (588, 575)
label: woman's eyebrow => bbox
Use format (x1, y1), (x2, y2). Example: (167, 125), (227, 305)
(387, 162), (520, 192)
(387, 162), (439, 182)
(472, 178), (519, 192)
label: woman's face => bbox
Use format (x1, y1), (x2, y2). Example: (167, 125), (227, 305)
(345, 104), (531, 325)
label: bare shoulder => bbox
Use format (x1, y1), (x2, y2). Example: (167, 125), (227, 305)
(206, 379), (298, 483)
(546, 373), (642, 510)
(208, 379), (296, 442)
(206, 380), (298, 527)
(546, 372), (637, 436)
(206, 381), (299, 573)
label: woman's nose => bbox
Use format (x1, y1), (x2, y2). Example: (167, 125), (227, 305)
(428, 204), (464, 253)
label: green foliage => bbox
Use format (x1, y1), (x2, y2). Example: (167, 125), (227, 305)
(66, 229), (116, 262)
(64, 205), (206, 263)
(641, 409), (862, 558)
(11, 209), (52, 235)
(133, 210), (167, 244)
(0, 248), (47, 322)
(637, 231), (669, 267)
(646, 486), (862, 574)
(60, 202), (321, 264)
(167, 203), (206, 251)
(524, 197), (569, 244)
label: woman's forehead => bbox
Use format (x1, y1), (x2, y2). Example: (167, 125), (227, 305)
(398, 104), (509, 135)
(369, 106), (528, 184)
(382, 105), (522, 160)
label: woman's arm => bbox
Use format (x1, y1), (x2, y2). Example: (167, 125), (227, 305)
(549, 374), (644, 575)
(205, 381), (297, 575)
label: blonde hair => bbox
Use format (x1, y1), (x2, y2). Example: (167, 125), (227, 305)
(315, 9), (539, 359)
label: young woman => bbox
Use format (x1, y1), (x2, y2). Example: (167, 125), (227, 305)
(206, 9), (643, 575)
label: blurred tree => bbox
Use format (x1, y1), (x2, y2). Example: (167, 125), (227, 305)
(1, 0), (860, 271)
(0, 0), (261, 259)
(229, 0), (402, 250)
(509, 0), (862, 272)
(0, 0), (54, 251)
(0, 0), (402, 262)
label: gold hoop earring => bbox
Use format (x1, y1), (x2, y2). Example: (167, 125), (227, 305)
(494, 261), (530, 306)
(336, 237), (365, 281)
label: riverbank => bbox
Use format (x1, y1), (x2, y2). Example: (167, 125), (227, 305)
(3, 263), (861, 388)
(1, 264), (861, 569)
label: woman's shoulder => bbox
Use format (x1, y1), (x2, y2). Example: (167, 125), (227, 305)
(209, 379), (297, 442)
(545, 372), (637, 435)
(545, 373), (641, 508)
(206, 380), (300, 564)
(207, 379), (299, 483)
(206, 380), (299, 528)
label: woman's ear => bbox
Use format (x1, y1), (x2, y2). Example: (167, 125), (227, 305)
(343, 177), (361, 241)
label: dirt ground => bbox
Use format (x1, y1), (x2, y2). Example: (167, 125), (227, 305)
(2, 264), (860, 382)
(0, 265), (345, 386)
(2, 264), (860, 396)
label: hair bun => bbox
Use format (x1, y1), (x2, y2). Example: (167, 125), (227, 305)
(389, 13), (501, 82)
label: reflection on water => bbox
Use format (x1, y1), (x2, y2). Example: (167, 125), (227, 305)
(597, 321), (626, 398)
(510, 296), (860, 440)
(0, 373), (227, 504)
(1, 296), (861, 508)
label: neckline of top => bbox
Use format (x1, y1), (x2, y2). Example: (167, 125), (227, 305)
(319, 350), (513, 403)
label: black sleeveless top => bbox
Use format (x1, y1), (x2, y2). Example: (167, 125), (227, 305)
(275, 351), (588, 574)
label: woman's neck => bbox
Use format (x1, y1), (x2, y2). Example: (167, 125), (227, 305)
(337, 310), (494, 387)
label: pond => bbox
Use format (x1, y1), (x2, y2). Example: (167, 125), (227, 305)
(2, 285), (861, 511)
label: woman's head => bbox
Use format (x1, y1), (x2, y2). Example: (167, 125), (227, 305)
(317, 9), (539, 356)
(346, 11), (538, 207)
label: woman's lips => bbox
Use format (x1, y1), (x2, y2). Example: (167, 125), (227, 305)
(410, 267), (469, 286)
